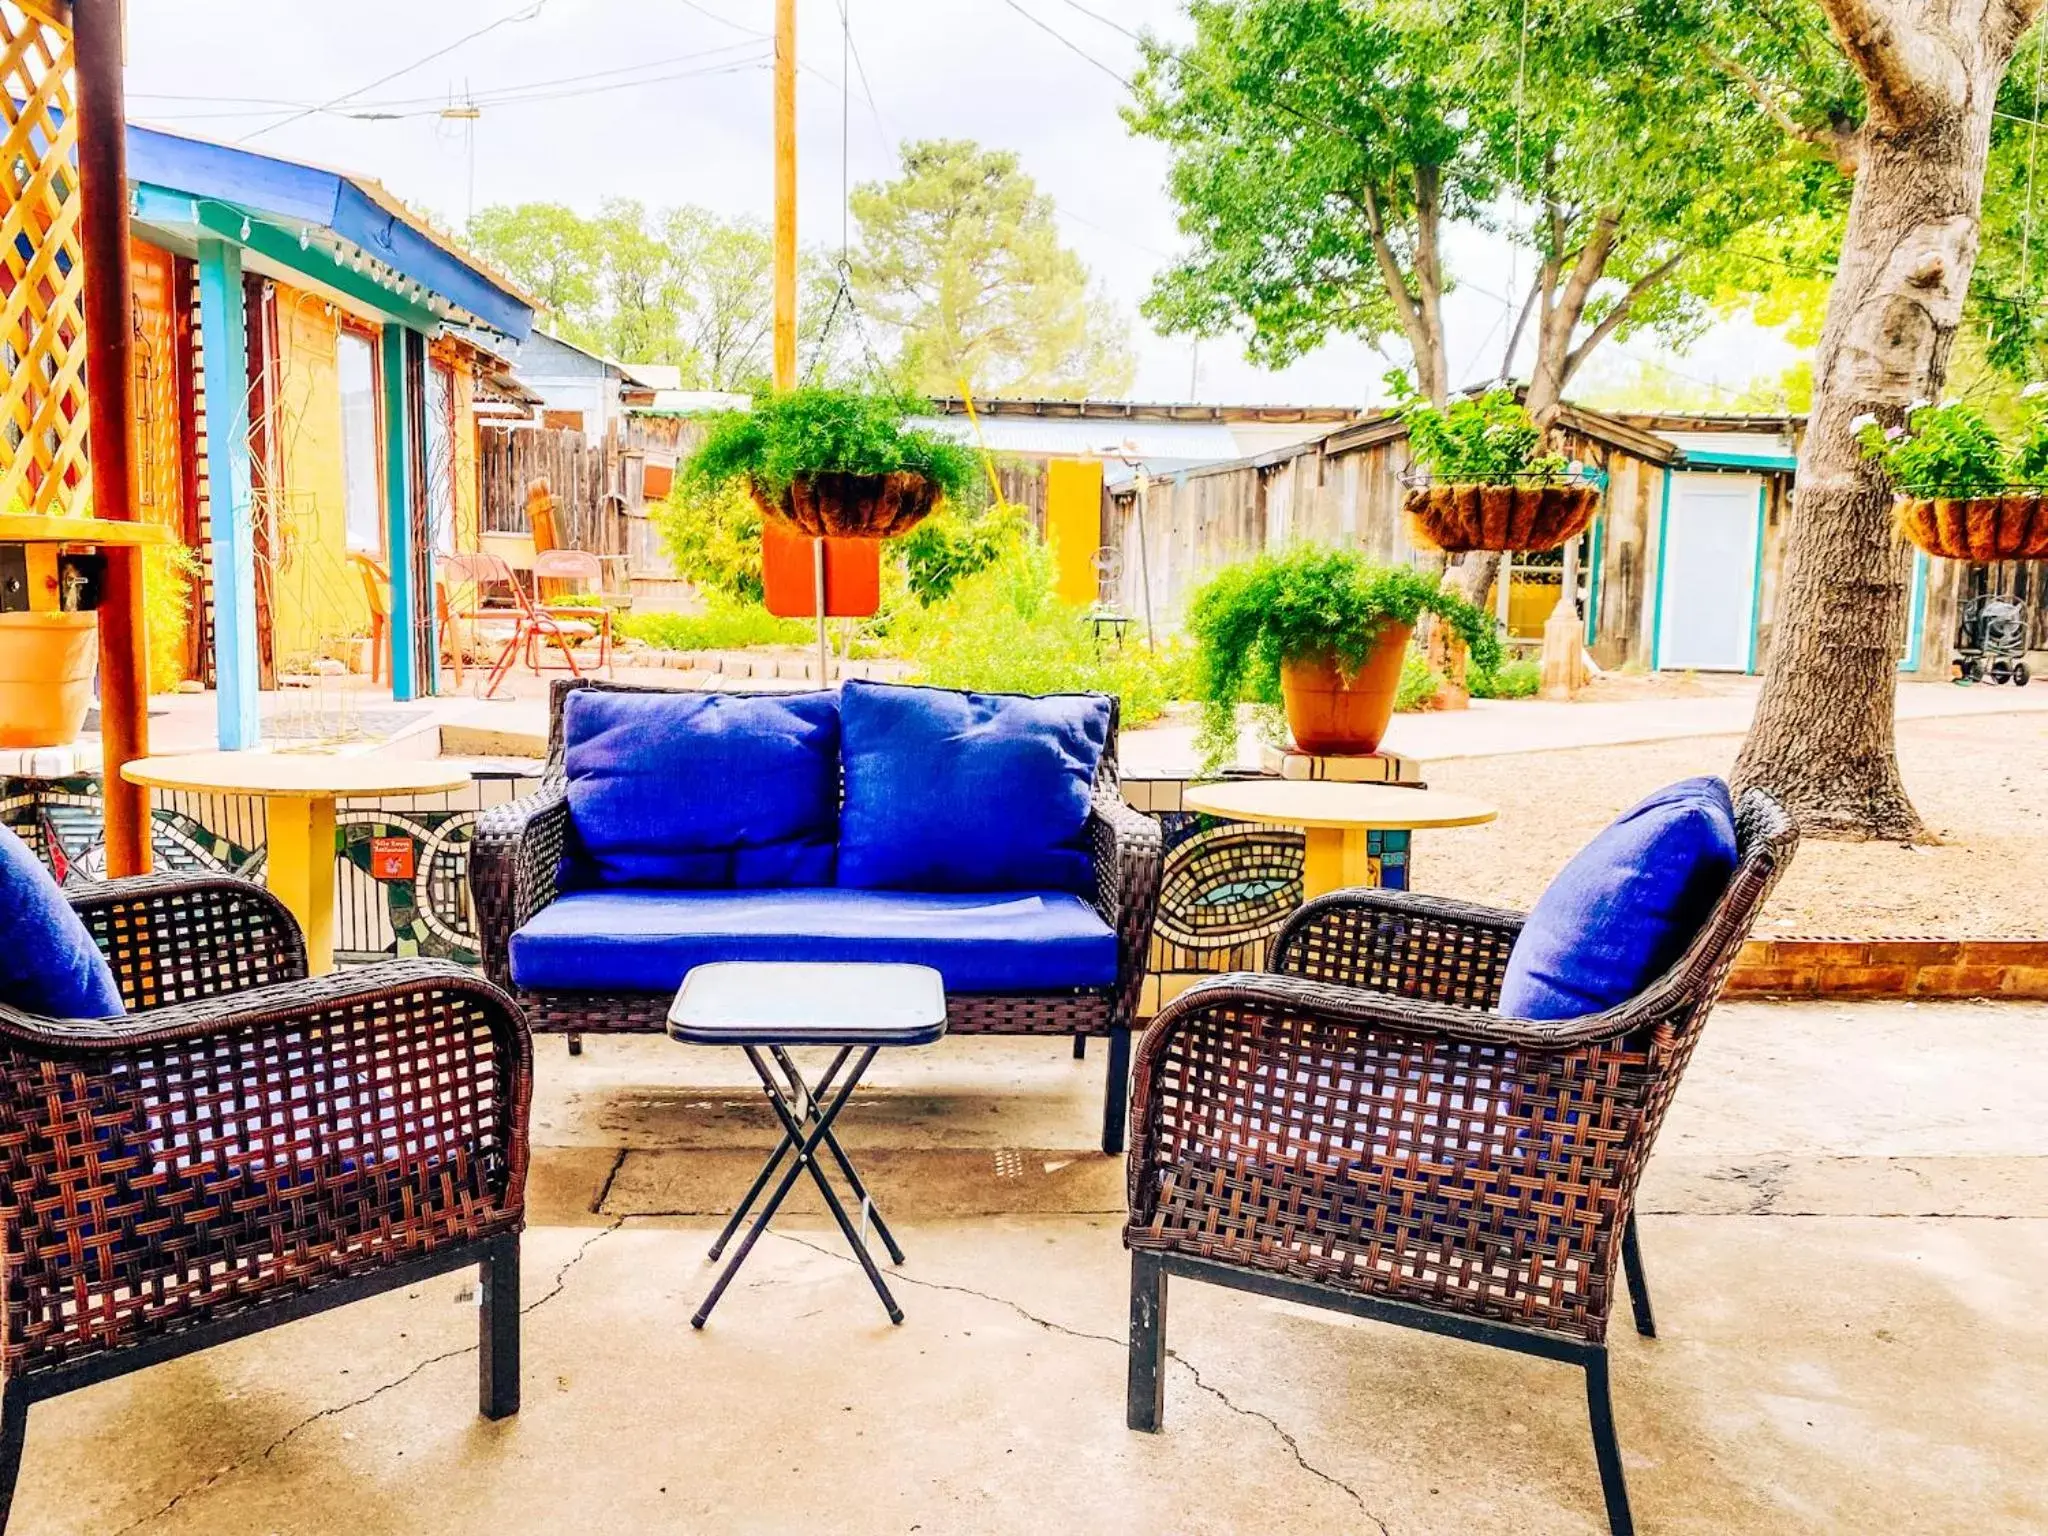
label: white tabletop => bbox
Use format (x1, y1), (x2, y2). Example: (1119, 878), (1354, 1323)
(671, 962), (948, 1035)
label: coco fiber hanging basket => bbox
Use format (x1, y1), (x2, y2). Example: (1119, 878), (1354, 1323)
(1894, 491), (2048, 562)
(750, 470), (942, 540)
(1403, 477), (1602, 554)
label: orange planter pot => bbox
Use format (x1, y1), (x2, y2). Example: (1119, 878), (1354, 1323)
(0, 611), (97, 748)
(1404, 481), (1600, 553)
(1279, 621), (1413, 756)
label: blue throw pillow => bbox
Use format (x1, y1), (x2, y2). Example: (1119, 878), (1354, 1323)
(837, 681), (1112, 894)
(564, 689), (841, 888)
(1498, 777), (1738, 1021)
(0, 824), (122, 1019)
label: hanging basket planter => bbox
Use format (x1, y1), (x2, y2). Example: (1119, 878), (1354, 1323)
(750, 470), (943, 540)
(1402, 477), (1601, 553)
(1894, 490), (2048, 562)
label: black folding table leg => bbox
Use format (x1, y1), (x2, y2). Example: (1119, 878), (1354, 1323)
(767, 1044), (906, 1266)
(707, 1047), (854, 1262)
(694, 1047), (903, 1327)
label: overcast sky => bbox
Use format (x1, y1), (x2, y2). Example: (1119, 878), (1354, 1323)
(126, 0), (1794, 405)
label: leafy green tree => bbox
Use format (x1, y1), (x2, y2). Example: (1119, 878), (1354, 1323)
(466, 201), (604, 344)
(1129, 0), (1799, 423)
(850, 139), (1134, 399)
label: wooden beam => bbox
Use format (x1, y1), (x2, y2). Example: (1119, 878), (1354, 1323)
(196, 237), (261, 749)
(0, 515), (169, 545)
(773, 0), (796, 390)
(74, 0), (151, 874)
(381, 322), (420, 700)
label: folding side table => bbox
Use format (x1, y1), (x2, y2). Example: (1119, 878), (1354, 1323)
(669, 961), (947, 1327)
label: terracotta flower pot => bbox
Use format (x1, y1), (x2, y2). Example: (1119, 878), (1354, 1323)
(0, 611), (97, 749)
(1279, 621), (1414, 756)
(1895, 494), (2048, 561)
(1403, 481), (1600, 553)
(751, 470), (942, 539)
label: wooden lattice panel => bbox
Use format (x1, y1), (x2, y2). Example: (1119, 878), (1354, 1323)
(0, 1), (89, 520)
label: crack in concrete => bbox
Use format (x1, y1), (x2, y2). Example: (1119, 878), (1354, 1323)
(1168, 1348), (1390, 1535)
(767, 1230), (1388, 1527)
(590, 1146), (629, 1215)
(114, 1224), (622, 1535)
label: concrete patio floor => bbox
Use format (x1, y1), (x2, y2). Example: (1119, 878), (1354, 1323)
(17, 999), (2048, 1534)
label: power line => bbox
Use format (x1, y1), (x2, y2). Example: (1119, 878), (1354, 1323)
(1049, 0), (1141, 42)
(239, 0), (553, 143)
(998, 0), (1130, 89)
(675, 0), (770, 40)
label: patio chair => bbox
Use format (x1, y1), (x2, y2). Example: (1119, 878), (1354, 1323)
(0, 838), (531, 1528)
(529, 548), (613, 675)
(440, 550), (593, 699)
(1123, 785), (1796, 1536)
(346, 550), (463, 688)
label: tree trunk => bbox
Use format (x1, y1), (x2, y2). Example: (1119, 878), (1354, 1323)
(1733, 98), (1999, 840)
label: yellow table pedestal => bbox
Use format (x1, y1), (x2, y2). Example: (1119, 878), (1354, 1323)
(1302, 826), (1380, 900)
(264, 796), (338, 975)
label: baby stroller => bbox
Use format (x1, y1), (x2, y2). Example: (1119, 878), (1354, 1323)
(1953, 594), (2031, 686)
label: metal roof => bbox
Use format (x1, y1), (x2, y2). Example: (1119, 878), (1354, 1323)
(911, 414), (1244, 463)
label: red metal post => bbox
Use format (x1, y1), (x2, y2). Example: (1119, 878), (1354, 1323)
(73, 0), (152, 876)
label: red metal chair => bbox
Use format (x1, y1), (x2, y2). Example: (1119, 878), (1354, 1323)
(439, 551), (589, 699)
(529, 548), (611, 675)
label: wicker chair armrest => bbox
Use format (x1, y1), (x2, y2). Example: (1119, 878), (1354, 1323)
(1126, 970), (1644, 1218)
(1088, 787), (1165, 1026)
(470, 782), (572, 991)
(67, 872), (308, 1009)
(0, 962), (530, 1374)
(1268, 887), (1526, 1009)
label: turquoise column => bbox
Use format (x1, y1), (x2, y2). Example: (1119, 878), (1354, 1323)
(380, 323), (421, 700)
(195, 237), (259, 749)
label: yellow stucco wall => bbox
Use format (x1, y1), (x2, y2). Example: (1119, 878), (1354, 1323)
(270, 287), (369, 666)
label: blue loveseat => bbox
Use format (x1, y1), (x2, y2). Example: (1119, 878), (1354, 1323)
(472, 678), (1165, 1153)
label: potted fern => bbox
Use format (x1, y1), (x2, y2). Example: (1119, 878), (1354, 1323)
(1854, 395), (2048, 561)
(1390, 374), (1601, 552)
(686, 388), (978, 540)
(1186, 547), (1501, 770)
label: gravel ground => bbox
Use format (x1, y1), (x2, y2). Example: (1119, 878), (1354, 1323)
(1416, 707), (2048, 938)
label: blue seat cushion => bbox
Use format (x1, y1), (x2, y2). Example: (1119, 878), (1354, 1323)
(563, 688), (840, 888)
(836, 680), (1112, 895)
(0, 824), (121, 1019)
(508, 887), (1119, 996)
(1498, 777), (1738, 1020)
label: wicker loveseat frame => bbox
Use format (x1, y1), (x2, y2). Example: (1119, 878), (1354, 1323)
(0, 873), (531, 1529)
(472, 679), (1166, 1155)
(1124, 789), (1796, 1536)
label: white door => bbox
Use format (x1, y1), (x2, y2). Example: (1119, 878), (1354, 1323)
(1657, 473), (1762, 672)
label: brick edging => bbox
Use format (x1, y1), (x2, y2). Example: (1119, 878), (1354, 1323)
(1728, 938), (2048, 1000)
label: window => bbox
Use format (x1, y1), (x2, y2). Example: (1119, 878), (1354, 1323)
(338, 331), (381, 551)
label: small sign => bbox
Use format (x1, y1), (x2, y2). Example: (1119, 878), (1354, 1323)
(370, 836), (416, 882)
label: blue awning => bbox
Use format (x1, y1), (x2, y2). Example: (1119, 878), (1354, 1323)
(127, 123), (534, 340)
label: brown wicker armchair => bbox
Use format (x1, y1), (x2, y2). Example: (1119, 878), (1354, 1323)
(1124, 789), (1796, 1536)
(0, 873), (531, 1529)
(471, 679), (1165, 1154)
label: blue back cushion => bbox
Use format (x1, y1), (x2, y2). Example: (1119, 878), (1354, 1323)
(0, 825), (122, 1019)
(563, 689), (841, 888)
(1498, 777), (1738, 1020)
(837, 681), (1112, 894)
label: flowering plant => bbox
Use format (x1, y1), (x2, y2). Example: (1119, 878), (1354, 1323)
(1852, 397), (2021, 497)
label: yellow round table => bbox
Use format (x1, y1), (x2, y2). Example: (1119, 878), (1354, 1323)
(1181, 780), (1497, 900)
(122, 752), (473, 974)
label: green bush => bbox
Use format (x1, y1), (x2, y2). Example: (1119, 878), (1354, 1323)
(1395, 648), (1442, 712)
(687, 388), (978, 500)
(620, 600), (812, 653)
(1853, 399), (2007, 496)
(1388, 371), (1566, 482)
(1470, 656), (1542, 699)
(650, 476), (766, 603)
(895, 502), (1029, 605)
(884, 538), (1192, 726)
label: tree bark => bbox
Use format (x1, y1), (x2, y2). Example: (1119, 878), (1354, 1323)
(1733, 2), (2027, 840)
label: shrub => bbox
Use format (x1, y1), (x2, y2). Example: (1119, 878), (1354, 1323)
(1387, 371), (1566, 483)
(620, 599), (811, 653)
(649, 476), (766, 603)
(1470, 655), (1542, 700)
(1395, 648), (1442, 711)
(686, 388), (978, 501)
(144, 541), (201, 693)
(1184, 545), (1501, 771)
(1853, 398), (2010, 496)
(895, 502), (1029, 605)
(884, 538), (1192, 727)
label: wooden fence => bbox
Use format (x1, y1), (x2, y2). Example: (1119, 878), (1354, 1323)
(479, 424), (623, 554)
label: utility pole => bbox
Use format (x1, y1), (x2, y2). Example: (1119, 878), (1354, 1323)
(774, 0), (797, 391)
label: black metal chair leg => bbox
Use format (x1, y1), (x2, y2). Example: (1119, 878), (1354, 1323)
(479, 1232), (521, 1421)
(566, 1033), (584, 1058)
(1127, 1251), (1168, 1432)
(1073, 1035), (1087, 1060)
(1101, 1028), (1131, 1156)
(1584, 1350), (1635, 1536)
(1621, 1213), (1656, 1339)
(0, 1386), (26, 1533)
